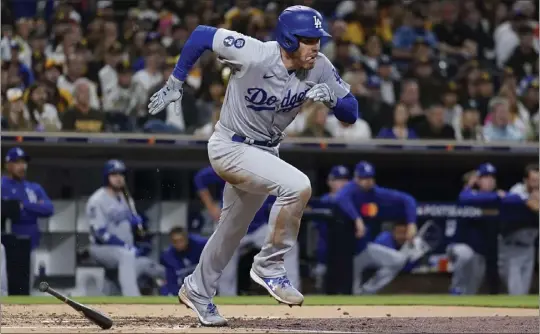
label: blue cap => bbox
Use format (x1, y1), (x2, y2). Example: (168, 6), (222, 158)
(477, 163), (496, 176)
(328, 165), (350, 180)
(355, 161), (375, 178)
(5, 147), (30, 162)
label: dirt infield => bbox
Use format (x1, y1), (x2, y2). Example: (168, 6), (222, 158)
(2, 304), (537, 333)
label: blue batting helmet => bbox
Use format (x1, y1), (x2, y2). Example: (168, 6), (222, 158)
(276, 6), (331, 53)
(103, 159), (126, 185)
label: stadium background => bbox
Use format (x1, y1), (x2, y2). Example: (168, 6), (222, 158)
(1, 0), (539, 298)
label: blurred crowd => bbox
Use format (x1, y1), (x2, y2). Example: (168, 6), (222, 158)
(1, 0), (538, 142)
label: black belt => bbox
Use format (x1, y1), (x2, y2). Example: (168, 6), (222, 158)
(232, 134), (280, 147)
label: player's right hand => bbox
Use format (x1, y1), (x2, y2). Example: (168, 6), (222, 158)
(355, 218), (366, 239)
(148, 76), (184, 115)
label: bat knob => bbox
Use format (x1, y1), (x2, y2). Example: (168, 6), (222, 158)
(39, 281), (49, 292)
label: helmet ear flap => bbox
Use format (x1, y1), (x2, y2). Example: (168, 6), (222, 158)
(281, 30), (299, 53)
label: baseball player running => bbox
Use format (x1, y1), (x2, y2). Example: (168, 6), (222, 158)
(194, 165), (300, 296)
(148, 6), (357, 326)
(86, 160), (165, 296)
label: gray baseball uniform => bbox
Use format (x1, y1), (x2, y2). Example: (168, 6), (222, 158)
(0, 243), (7, 296)
(499, 183), (538, 295)
(86, 187), (164, 296)
(184, 28), (351, 302)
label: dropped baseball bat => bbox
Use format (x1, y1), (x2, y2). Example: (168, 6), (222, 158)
(39, 282), (113, 330)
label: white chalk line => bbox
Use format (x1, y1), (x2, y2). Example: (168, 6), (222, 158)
(2, 326), (365, 334)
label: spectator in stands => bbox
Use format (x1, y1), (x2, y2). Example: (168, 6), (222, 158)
(377, 103), (418, 140)
(409, 56), (444, 108)
(441, 82), (462, 127)
(97, 43), (123, 106)
(159, 227), (208, 296)
(5, 41), (34, 89)
(61, 79), (104, 132)
(326, 110), (372, 140)
(399, 79), (424, 126)
(57, 53), (100, 109)
(301, 103), (333, 138)
(28, 31), (49, 81)
(496, 83), (531, 135)
(321, 20), (361, 63)
(361, 34), (385, 76)
(356, 74), (393, 136)
(433, 2), (471, 59)
(414, 104), (456, 140)
(41, 59), (73, 113)
(133, 47), (163, 106)
(504, 25), (539, 79)
(24, 83), (62, 132)
(461, 1), (495, 61)
(483, 98), (524, 142)
(103, 61), (144, 132)
(494, 2), (538, 68)
(475, 71), (495, 120)
(2, 87), (32, 130)
(392, 8), (437, 66)
(224, 0), (263, 30)
(11, 17), (32, 68)
(167, 23), (188, 56)
(93, 20), (119, 66)
(454, 101), (483, 141)
(377, 55), (400, 106)
(519, 78), (539, 137)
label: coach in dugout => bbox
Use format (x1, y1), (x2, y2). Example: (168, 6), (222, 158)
(333, 161), (416, 294)
(1, 147), (54, 292)
(448, 163), (510, 295)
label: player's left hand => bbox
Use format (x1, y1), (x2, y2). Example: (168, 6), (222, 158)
(148, 76), (184, 115)
(305, 82), (337, 108)
(129, 214), (144, 227)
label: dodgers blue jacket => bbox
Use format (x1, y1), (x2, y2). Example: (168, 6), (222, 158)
(333, 181), (417, 254)
(1, 175), (54, 249)
(159, 234), (208, 296)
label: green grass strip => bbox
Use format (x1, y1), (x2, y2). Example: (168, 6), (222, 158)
(2, 295), (537, 308)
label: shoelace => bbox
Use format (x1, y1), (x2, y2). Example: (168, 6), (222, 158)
(206, 303), (218, 315)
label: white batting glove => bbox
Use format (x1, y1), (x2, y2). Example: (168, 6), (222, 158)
(305, 82), (337, 108)
(148, 76), (184, 115)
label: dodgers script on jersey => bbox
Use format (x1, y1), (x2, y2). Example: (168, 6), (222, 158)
(212, 28), (351, 141)
(86, 188), (134, 246)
